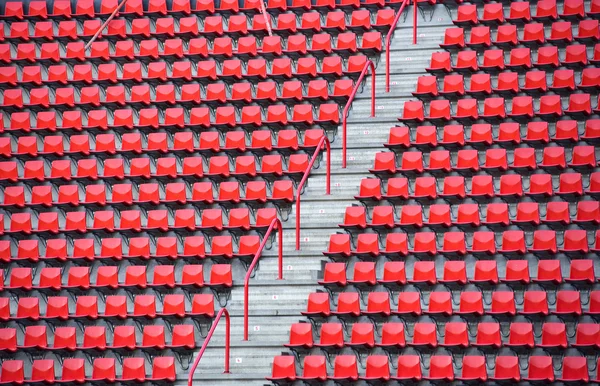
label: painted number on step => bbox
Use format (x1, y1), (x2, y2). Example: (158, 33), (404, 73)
(334, 182), (341, 187)
(405, 57), (412, 61)
(303, 237), (310, 242)
(235, 358), (243, 364)
(253, 326), (261, 331)
(287, 265), (293, 271)
(349, 156), (355, 161)
(391, 81), (398, 86)
(319, 209), (325, 213)
(377, 105), (385, 110)
(363, 130), (369, 135)
(272, 294), (279, 300)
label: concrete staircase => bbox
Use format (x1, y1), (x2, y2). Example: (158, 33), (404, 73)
(185, 5), (453, 385)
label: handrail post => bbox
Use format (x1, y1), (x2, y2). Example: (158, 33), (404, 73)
(295, 136), (331, 250)
(385, 0), (410, 92)
(187, 308), (231, 386)
(413, 0), (418, 44)
(342, 61), (375, 168)
(243, 219), (283, 341)
(84, 0), (128, 50)
(260, 1), (273, 36)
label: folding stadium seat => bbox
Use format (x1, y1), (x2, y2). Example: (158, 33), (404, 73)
(567, 259), (596, 284)
(458, 356), (487, 382)
(319, 263), (347, 288)
(561, 229), (589, 254)
(474, 322), (501, 349)
(324, 11), (346, 33)
(411, 176), (436, 200)
(426, 356), (454, 382)
(323, 234), (351, 257)
(410, 322), (437, 348)
(576, 20), (600, 43)
(427, 52), (451, 74)
(413, 76), (438, 99)
(506, 322), (535, 350)
(574, 323), (600, 349)
(332, 292), (360, 318)
(525, 356), (554, 382)
(440, 28), (465, 49)
(440, 322), (468, 350)
(479, 3), (504, 25)
(557, 0), (583, 19)
(548, 21), (574, 45)
(468, 26), (491, 48)
(570, 146), (597, 169)
(565, 94), (592, 117)
(491, 356), (520, 382)
(463, 124), (493, 148)
(554, 290), (582, 316)
(360, 356), (390, 383)
(353, 234), (381, 258)
(558, 172), (583, 197)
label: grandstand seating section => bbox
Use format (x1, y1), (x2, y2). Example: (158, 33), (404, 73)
(0, 0), (386, 382)
(269, 0), (600, 384)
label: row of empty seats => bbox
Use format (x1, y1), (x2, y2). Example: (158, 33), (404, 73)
(1, 11), (394, 41)
(0, 85), (343, 114)
(373, 147), (600, 174)
(0, 358), (176, 384)
(0, 293), (217, 321)
(414, 70), (600, 100)
(329, 228), (599, 256)
(427, 46), (600, 75)
(0, 324), (197, 352)
(0, 33), (382, 64)
(454, 1), (600, 27)
(287, 321), (600, 350)
(0, 235), (264, 263)
(0, 0), (397, 21)
(303, 290), (600, 318)
(1, 264), (234, 291)
(0, 73), (354, 106)
(0, 104), (339, 131)
(0, 107), (337, 134)
(399, 94), (600, 126)
(0, 130), (325, 157)
(441, 22), (600, 51)
(0, 155), (311, 182)
(0, 207), (278, 235)
(0, 55), (369, 87)
(356, 176), (600, 204)
(319, 259), (597, 286)
(269, 354), (597, 383)
(0, 180), (293, 209)
(385, 122), (600, 150)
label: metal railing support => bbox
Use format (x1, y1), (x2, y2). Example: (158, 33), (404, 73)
(243, 218), (283, 340)
(342, 61), (375, 168)
(84, 0), (128, 50)
(187, 308), (231, 386)
(413, 0), (418, 44)
(295, 136), (331, 250)
(385, 0), (410, 92)
(260, 1), (273, 36)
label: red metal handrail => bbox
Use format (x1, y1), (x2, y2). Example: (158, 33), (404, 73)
(259, 1), (273, 36)
(385, 0), (410, 92)
(243, 218), (283, 341)
(342, 61), (375, 168)
(296, 136), (331, 250)
(84, 0), (128, 50)
(413, 0), (418, 44)
(187, 308), (231, 386)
